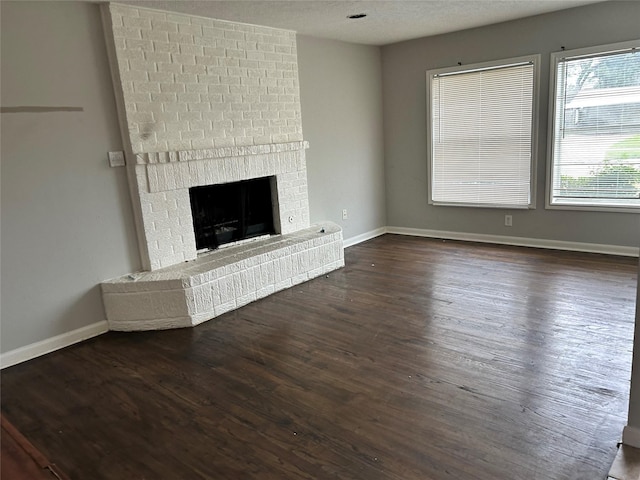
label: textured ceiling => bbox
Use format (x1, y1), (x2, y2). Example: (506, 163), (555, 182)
(119, 0), (604, 46)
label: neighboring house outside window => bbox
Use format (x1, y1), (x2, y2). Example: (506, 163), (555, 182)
(547, 40), (640, 212)
(427, 55), (539, 209)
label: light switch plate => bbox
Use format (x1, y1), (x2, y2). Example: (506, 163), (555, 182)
(108, 151), (126, 167)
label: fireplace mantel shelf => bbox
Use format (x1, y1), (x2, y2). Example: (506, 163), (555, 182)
(135, 141), (309, 165)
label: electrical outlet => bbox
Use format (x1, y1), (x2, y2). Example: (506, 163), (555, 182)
(342, 209), (348, 220)
(504, 215), (513, 227)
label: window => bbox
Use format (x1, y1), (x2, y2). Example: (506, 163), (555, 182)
(427, 56), (539, 208)
(548, 41), (640, 211)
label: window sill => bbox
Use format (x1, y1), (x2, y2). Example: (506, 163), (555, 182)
(546, 202), (640, 214)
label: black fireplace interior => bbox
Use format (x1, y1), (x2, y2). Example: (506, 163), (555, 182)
(189, 176), (276, 251)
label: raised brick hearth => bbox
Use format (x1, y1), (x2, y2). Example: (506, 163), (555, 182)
(103, 223), (343, 330)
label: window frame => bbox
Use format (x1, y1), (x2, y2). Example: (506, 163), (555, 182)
(426, 54), (540, 209)
(546, 40), (640, 213)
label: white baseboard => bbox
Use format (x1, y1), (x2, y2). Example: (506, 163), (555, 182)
(623, 425), (640, 448)
(1, 321), (109, 369)
(343, 227), (388, 248)
(386, 226), (640, 257)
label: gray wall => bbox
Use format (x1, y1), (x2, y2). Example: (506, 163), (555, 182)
(630, 257), (640, 432)
(297, 36), (386, 241)
(1, 1), (141, 353)
(381, 1), (640, 247)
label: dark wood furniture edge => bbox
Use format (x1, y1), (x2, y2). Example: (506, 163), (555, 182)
(1, 413), (71, 480)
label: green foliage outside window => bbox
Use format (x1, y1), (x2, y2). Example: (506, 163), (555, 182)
(559, 135), (640, 199)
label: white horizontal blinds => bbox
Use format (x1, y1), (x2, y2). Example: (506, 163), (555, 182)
(432, 62), (534, 207)
(551, 48), (640, 207)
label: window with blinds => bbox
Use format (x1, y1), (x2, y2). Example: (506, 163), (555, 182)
(548, 41), (640, 211)
(427, 56), (538, 208)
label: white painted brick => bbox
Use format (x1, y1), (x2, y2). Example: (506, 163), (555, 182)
(191, 137), (216, 151)
(264, 52), (283, 62)
(203, 26), (225, 38)
(193, 35), (217, 48)
(215, 300), (237, 317)
(113, 25), (143, 39)
(167, 13), (192, 25)
(233, 268), (254, 297)
(256, 285), (275, 300)
(217, 275), (235, 304)
(216, 38), (237, 50)
(124, 16), (151, 30)
(125, 38), (154, 51)
(178, 23), (203, 36)
(137, 8), (165, 20)
(238, 42), (258, 52)
(121, 69), (149, 82)
(186, 284), (213, 315)
(149, 93), (178, 106)
(150, 20), (178, 32)
(103, 289), (189, 321)
(158, 84), (183, 95)
(201, 46), (223, 57)
(291, 272), (309, 286)
(184, 64), (208, 75)
(152, 63), (180, 75)
(196, 55), (219, 66)
(181, 130), (204, 141)
(110, 4), (139, 17)
(226, 49), (246, 60)
(133, 81), (160, 93)
(189, 15), (214, 27)
(224, 30), (245, 41)
(146, 51), (173, 63)
(274, 279), (293, 292)
(221, 58), (240, 68)
(209, 279), (221, 304)
(237, 292), (257, 308)
(257, 43), (275, 53)
(196, 159), (208, 183)
(186, 83), (208, 94)
(260, 261), (276, 286)
(163, 163), (179, 190)
(187, 103), (211, 113)
(169, 32), (194, 44)
(172, 53), (196, 65)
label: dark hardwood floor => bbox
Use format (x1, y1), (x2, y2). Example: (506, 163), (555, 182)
(2, 234), (638, 480)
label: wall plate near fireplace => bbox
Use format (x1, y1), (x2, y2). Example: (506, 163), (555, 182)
(107, 151), (125, 167)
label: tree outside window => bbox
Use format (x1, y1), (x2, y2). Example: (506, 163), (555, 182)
(550, 43), (640, 210)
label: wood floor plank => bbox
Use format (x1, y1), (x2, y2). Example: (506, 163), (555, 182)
(1, 235), (637, 479)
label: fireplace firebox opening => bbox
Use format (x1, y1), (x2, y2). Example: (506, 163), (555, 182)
(189, 176), (277, 251)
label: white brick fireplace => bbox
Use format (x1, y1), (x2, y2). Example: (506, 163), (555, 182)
(100, 3), (344, 331)
(133, 141), (311, 270)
